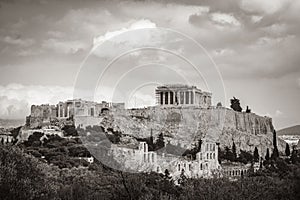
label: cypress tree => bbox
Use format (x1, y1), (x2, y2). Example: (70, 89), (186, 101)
(155, 133), (165, 150)
(148, 129), (154, 150)
(232, 141), (237, 161)
(253, 147), (259, 162)
(273, 130), (277, 149)
(290, 147), (298, 164)
(164, 169), (171, 180)
(265, 148), (270, 161)
(271, 130), (279, 159)
(271, 147), (279, 160)
(197, 139), (202, 152)
(285, 143), (291, 157)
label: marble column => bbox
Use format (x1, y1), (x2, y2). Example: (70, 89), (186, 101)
(173, 91), (176, 105)
(67, 106), (69, 118)
(194, 91), (196, 105)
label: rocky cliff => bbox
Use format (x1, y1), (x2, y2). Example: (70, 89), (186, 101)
(75, 106), (286, 157)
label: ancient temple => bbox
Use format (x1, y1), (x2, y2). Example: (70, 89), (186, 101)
(155, 84), (212, 108)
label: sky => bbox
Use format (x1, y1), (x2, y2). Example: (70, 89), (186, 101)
(0, 0), (299, 130)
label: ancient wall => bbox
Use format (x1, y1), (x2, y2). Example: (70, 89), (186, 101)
(28, 104), (58, 128)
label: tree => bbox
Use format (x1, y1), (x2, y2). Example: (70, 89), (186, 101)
(164, 169), (171, 180)
(259, 157), (263, 169)
(290, 147), (299, 164)
(147, 129), (154, 151)
(237, 150), (253, 164)
(178, 169), (187, 186)
(285, 143), (290, 157)
(155, 133), (165, 150)
(271, 130), (279, 160)
(271, 147), (279, 160)
(253, 147), (259, 162)
(265, 148), (270, 161)
(217, 144), (224, 164)
(232, 141), (237, 160)
(0, 138), (3, 145)
(196, 139), (202, 152)
(0, 145), (52, 199)
(230, 97), (242, 112)
(246, 106), (251, 113)
(273, 130), (278, 149)
(224, 146), (235, 162)
(216, 102), (222, 107)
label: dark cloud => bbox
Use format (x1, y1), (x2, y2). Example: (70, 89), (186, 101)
(0, 0), (299, 128)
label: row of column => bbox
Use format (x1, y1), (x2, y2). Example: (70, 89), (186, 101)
(160, 91), (195, 105)
(58, 104), (71, 118)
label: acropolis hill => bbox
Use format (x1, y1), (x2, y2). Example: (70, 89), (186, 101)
(25, 84), (286, 157)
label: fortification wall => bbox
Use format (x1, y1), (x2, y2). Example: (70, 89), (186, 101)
(28, 104), (58, 128)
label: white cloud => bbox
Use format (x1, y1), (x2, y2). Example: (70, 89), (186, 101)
(251, 15), (263, 23)
(1, 36), (35, 47)
(0, 84), (74, 119)
(17, 49), (43, 56)
(42, 38), (88, 54)
(275, 110), (283, 117)
(240, 0), (290, 15)
(214, 48), (235, 56)
(210, 13), (241, 27)
(47, 31), (65, 38)
(255, 35), (293, 46)
(93, 19), (156, 47)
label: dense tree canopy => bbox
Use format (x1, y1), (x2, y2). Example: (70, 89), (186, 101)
(1, 144), (300, 200)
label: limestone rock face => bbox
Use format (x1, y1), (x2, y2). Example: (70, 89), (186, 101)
(95, 106), (285, 155)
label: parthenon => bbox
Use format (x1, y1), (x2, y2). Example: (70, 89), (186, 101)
(155, 84), (212, 108)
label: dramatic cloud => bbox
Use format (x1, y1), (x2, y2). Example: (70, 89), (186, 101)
(0, 0), (299, 128)
(210, 13), (241, 27)
(93, 19), (156, 47)
(0, 84), (74, 119)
